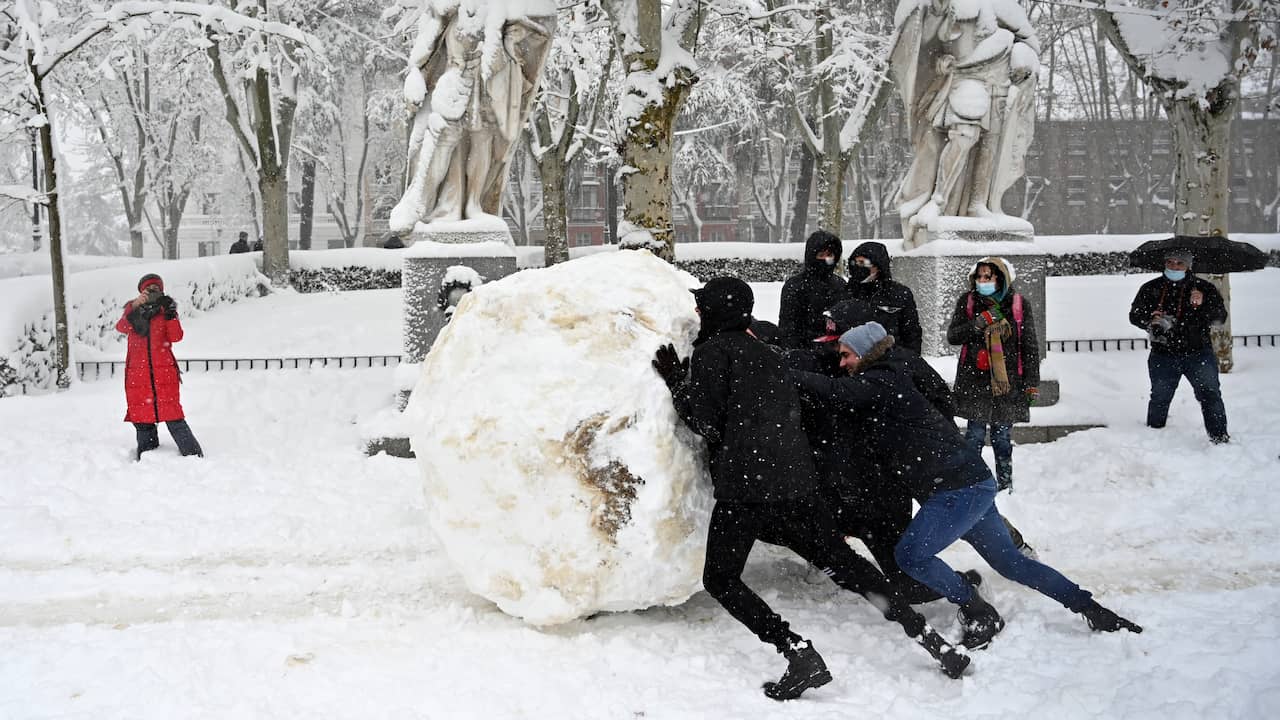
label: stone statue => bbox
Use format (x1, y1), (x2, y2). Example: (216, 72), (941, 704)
(891, 0), (1040, 248)
(390, 2), (556, 235)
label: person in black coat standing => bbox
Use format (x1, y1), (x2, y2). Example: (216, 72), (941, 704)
(946, 257), (1040, 491)
(228, 231), (251, 254)
(844, 241), (923, 353)
(793, 322), (1142, 651)
(1128, 251), (1229, 443)
(652, 278), (969, 702)
(778, 230), (845, 348)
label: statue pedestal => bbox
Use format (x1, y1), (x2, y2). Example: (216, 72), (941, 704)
(365, 224), (518, 458)
(893, 226), (1058, 410)
(402, 225), (518, 363)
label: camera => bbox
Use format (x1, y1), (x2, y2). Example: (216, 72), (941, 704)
(1148, 314), (1175, 344)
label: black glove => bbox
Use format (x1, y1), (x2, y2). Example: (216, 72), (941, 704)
(157, 295), (178, 320)
(652, 343), (688, 390)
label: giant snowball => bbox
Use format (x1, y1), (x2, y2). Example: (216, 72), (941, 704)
(405, 250), (713, 625)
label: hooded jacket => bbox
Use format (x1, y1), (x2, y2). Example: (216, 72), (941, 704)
(671, 278), (820, 503)
(1128, 273), (1226, 355)
(791, 335), (986, 502)
(778, 231), (845, 348)
(945, 256), (1040, 424)
(844, 242), (923, 352)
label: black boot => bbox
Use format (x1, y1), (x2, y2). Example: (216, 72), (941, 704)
(958, 570), (1005, 650)
(915, 623), (970, 679)
(995, 458), (1013, 491)
(1078, 600), (1143, 634)
(762, 640), (831, 701)
(133, 423), (160, 461)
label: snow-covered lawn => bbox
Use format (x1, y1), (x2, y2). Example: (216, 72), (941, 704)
(2, 276), (1279, 718)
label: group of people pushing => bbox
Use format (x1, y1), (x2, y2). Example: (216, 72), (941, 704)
(651, 232), (1142, 701)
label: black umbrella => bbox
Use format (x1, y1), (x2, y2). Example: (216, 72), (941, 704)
(1129, 235), (1269, 274)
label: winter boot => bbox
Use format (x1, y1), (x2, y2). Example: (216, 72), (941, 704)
(134, 423), (160, 461)
(957, 570), (1005, 650)
(1002, 516), (1038, 561)
(914, 623), (971, 679)
(995, 458), (1013, 492)
(1078, 600), (1143, 634)
(763, 640), (831, 701)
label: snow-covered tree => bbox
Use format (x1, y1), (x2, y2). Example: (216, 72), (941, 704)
(0, 1), (316, 387)
(602, 0), (705, 261)
(527, 1), (613, 265)
(1097, 0), (1277, 371)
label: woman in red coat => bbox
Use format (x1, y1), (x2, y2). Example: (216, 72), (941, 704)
(116, 273), (203, 459)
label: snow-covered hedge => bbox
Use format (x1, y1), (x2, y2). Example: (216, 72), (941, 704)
(1, 256), (267, 396)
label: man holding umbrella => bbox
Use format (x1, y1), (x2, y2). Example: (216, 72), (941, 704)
(1128, 249), (1230, 443)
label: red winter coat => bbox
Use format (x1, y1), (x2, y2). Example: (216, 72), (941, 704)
(116, 303), (186, 423)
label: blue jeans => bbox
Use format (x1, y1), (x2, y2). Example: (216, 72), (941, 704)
(964, 420), (1012, 463)
(1147, 349), (1228, 438)
(894, 478), (1091, 610)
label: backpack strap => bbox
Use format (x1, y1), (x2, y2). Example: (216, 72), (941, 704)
(1012, 294), (1024, 375)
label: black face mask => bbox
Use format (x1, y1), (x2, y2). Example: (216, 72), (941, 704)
(848, 265), (873, 284)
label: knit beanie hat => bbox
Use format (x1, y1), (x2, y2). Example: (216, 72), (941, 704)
(137, 273), (164, 292)
(838, 321), (887, 357)
(1165, 251), (1194, 268)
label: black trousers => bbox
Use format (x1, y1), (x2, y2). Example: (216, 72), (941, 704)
(702, 495), (925, 653)
(134, 420), (203, 457)
(832, 490), (945, 605)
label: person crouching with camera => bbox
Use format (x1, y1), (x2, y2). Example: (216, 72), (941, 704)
(1128, 251), (1229, 444)
(116, 273), (203, 460)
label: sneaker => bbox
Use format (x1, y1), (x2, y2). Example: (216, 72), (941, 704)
(763, 640), (832, 701)
(1079, 600), (1143, 633)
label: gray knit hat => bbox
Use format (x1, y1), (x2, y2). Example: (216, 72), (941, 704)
(838, 321), (887, 357)
(1165, 250), (1194, 267)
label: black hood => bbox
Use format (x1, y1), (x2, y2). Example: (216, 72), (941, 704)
(803, 230), (843, 276)
(849, 241), (892, 280)
(693, 277), (754, 343)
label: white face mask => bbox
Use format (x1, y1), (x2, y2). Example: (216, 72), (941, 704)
(823, 257), (836, 266)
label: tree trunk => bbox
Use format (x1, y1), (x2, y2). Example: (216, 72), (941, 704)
(789, 137), (815, 243)
(540, 154), (569, 265)
(816, 151), (849, 235)
(1167, 96), (1234, 371)
(129, 228), (144, 257)
(32, 68), (71, 390)
(617, 80), (692, 262)
(260, 169), (291, 285)
(299, 158), (315, 251)
(163, 221), (180, 259)
(604, 162), (618, 245)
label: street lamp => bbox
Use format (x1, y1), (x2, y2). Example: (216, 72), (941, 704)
(27, 125), (41, 252)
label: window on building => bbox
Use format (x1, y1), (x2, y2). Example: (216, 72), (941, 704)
(1066, 176), (1088, 207)
(197, 241), (220, 257)
(575, 231), (593, 247)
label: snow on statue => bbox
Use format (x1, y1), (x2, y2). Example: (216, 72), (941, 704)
(389, 0), (556, 235)
(404, 250), (713, 625)
(891, 0), (1040, 248)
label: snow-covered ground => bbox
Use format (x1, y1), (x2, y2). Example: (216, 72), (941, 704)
(2, 274), (1279, 719)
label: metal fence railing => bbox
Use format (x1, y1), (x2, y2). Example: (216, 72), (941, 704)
(78, 355), (402, 381)
(1047, 334), (1279, 353)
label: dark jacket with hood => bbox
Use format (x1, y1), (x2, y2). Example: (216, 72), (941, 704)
(844, 241), (923, 353)
(778, 231), (845, 348)
(671, 277), (820, 503)
(791, 335), (986, 502)
(1128, 273), (1226, 356)
(946, 256), (1040, 425)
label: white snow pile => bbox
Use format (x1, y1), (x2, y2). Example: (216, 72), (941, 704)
(405, 249), (713, 625)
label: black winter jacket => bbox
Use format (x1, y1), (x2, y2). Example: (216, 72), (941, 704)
(1128, 274), (1226, 356)
(844, 242), (923, 353)
(672, 330), (821, 503)
(778, 232), (845, 348)
(792, 343), (985, 502)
